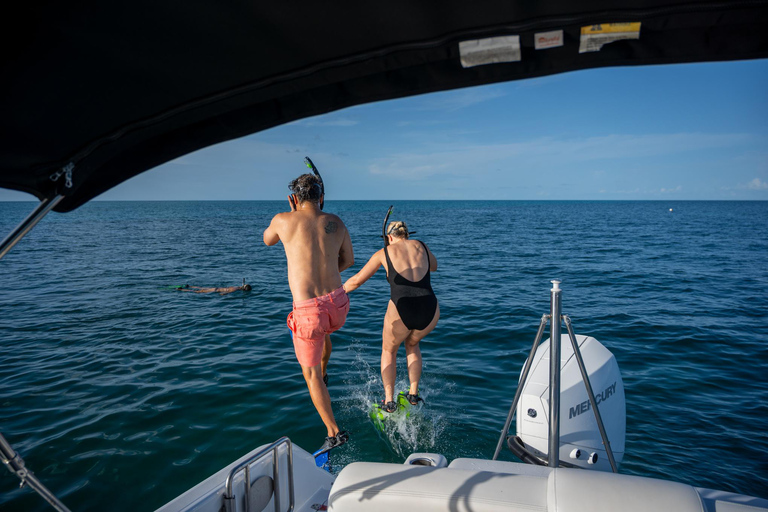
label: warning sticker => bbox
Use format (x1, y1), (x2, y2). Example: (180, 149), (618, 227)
(579, 23), (641, 53)
(459, 35), (521, 68)
(535, 30), (564, 50)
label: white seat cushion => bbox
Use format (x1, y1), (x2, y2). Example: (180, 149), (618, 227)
(329, 462), (548, 512)
(549, 468), (704, 512)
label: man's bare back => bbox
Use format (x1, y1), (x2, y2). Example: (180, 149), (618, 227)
(263, 202), (354, 300)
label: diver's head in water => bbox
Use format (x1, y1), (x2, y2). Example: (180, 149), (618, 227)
(242, 284), (252, 291)
(386, 221), (409, 242)
(288, 174), (323, 206)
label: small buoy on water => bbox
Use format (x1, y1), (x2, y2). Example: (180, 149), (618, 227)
(669, 208), (673, 212)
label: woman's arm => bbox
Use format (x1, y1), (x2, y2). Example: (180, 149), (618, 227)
(343, 249), (384, 293)
(425, 243), (437, 271)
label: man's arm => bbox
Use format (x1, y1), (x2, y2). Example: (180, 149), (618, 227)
(263, 214), (282, 246)
(264, 197), (298, 246)
(338, 225), (354, 272)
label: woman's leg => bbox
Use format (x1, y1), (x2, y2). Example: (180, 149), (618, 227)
(404, 341), (422, 395)
(381, 301), (409, 403)
(404, 303), (440, 396)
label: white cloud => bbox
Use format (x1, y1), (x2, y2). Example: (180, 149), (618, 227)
(660, 186), (682, 193)
(723, 177), (768, 191)
(366, 132), (755, 181)
(396, 120), (448, 128)
(369, 162), (450, 179)
(410, 87), (507, 112)
(294, 117), (359, 127)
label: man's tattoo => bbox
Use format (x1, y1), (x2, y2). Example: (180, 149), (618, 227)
(325, 221), (338, 234)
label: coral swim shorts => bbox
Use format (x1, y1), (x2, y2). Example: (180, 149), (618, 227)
(287, 287), (349, 367)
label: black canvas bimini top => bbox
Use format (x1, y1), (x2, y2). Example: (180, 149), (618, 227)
(1, 1), (767, 211)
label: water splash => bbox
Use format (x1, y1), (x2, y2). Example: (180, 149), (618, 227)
(344, 341), (446, 458)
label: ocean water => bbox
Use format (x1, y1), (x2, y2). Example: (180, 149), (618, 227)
(1, 200), (767, 510)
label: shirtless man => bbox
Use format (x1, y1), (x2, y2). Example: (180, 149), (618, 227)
(263, 173), (354, 454)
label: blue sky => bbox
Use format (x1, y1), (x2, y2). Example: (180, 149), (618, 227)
(3, 59), (767, 201)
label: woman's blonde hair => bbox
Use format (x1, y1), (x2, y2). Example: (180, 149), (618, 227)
(386, 221), (409, 239)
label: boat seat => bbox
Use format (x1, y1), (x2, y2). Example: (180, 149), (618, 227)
(448, 458), (554, 477)
(328, 461), (708, 512)
(328, 462), (549, 512)
(548, 467), (704, 512)
(714, 501), (768, 512)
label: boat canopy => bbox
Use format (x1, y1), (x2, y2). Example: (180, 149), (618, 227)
(1, 0), (767, 212)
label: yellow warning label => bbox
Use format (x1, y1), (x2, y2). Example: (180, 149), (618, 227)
(581, 23), (642, 35)
(579, 22), (641, 53)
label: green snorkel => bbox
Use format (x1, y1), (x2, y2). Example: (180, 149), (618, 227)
(303, 156), (324, 210)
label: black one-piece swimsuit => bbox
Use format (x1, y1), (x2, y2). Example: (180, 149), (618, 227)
(384, 240), (438, 331)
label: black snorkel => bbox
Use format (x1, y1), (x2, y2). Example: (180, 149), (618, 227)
(304, 156), (324, 210)
(382, 205), (394, 247)
(382, 205), (416, 246)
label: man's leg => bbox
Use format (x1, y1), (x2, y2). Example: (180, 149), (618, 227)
(321, 334), (332, 383)
(301, 362), (339, 437)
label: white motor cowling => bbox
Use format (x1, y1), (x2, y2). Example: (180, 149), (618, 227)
(515, 334), (625, 472)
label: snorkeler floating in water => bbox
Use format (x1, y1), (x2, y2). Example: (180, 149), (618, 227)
(171, 283), (252, 295)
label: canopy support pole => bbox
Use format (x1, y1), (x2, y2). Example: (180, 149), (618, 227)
(1, 195), (72, 510)
(492, 314), (549, 460)
(1, 433), (72, 512)
(548, 280), (562, 467)
(564, 315), (618, 473)
(0, 195), (64, 261)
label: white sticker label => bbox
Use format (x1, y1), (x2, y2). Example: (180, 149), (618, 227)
(579, 23), (641, 53)
(459, 35), (521, 68)
(535, 30), (563, 50)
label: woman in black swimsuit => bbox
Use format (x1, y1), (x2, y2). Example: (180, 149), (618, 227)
(343, 221), (439, 413)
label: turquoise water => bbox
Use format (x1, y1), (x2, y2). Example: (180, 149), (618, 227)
(1, 200), (767, 510)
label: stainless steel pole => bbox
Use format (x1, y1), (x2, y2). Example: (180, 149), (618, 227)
(0, 195), (65, 261)
(548, 280), (562, 468)
(564, 316), (619, 473)
(1, 433), (72, 512)
(1, 196), (72, 512)
(492, 314), (549, 460)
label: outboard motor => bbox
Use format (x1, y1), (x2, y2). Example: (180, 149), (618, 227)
(513, 334), (625, 472)
(494, 281), (626, 473)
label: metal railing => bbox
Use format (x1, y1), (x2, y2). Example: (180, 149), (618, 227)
(224, 437), (295, 512)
